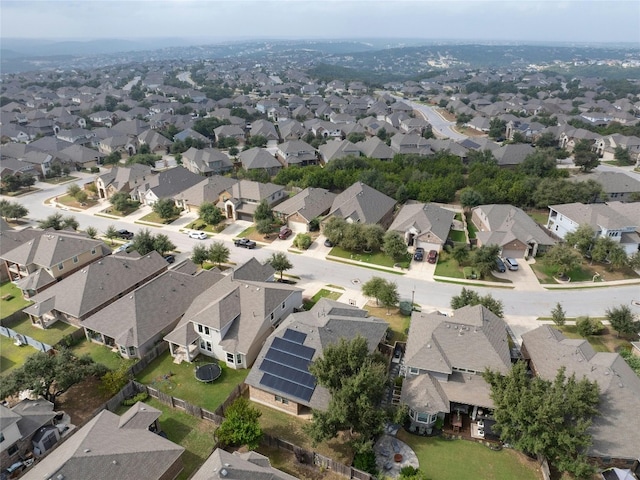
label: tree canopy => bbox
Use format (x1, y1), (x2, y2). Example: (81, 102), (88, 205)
(484, 362), (599, 479)
(450, 287), (504, 317)
(216, 397), (263, 449)
(605, 304), (640, 338)
(268, 252), (293, 281)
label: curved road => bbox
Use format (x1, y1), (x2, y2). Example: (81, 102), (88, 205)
(391, 95), (467, 141)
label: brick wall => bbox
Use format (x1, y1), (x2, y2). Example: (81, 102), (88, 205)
(248, 386), (300, 416)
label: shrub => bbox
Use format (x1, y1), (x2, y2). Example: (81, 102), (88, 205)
(353, 448), (377, 475)
(122, 391), (149, 406)
(293, 233), (312, 250)
(576, 316), (604, 337)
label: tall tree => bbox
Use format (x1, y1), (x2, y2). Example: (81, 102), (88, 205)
(0, 348), (106, 406)
(613, 146), (632, 166)
(306, 336), (387, 449)
(254, 199), (273, 222)
(573, 139), (599, 172)
(470, 244), (500, 279)
(323, 217), (347, 246)
(85, 226), (98, 239)
(606, 304), (640, 338)
(198, 202), (223, 225)
(216, 397), (263, 449)
(152, 233), (175, 256)
(484, 362), (599, 479)
(551, 302), (566, 327)
(450, 287), (504, 317)
(191, 244), (209, 267)
(361, 276), (387, 306)
(268, 252), (292, 281)
(110, 191), (132, 212)
(152, 198), (179, 220)
(565, 224), (595, 256)
(104, 225), (118, 245)
(383, 231), (408, 261)
(208, 241), (230, 267)
(544, 244), (583, 278)
(459, 188), (483, 211)
(131, 228), (155, 255)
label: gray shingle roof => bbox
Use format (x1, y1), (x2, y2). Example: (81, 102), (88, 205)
(238, 147), (282, 171)
(328, 181), (396, 225)
(472, 204), (556, 248)
(388, 202), (455, 245)
(272, 187), (337, 222)
(522, 325), (640, 460)
(191, 448), (297, 480)
(549, 202), (638, 230)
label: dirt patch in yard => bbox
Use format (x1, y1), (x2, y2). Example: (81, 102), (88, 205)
(56, 375), (111, 425)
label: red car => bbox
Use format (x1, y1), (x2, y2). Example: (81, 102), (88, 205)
(278, 227), (292, 239)
(427, 250), (438, 264)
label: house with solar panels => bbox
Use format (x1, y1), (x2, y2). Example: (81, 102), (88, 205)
(245, 299), (388, 416)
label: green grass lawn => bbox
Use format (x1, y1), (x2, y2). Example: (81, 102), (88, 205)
(138, 211), (179, 225)
(303, 288), (342, 310)
(100, 204), (140, 217)
(237, 226), (256, 238)
(186, 220), (223, 234)
(72, 339), (136, 370)
(10, 314), (78, 346)
(454, 213), (462, 222)
(0, 282), (33, 318)
(556, 325), (631, 353)
(0, 335), (35, 374)
(527, 210), (549, 226)
(434, 252), (465, 279)
(365, 305), (410, 343)
(329, 246), (412, 269)
(117, 397), (218, 480)
(251, 401), (354, 465)
(448, 229), (467, 243)
(397, 430), (541, 480)
(465, 213), (478, 239)
(531, 260), (599, 284)
(44, 175), (77, 184)
(135, 350), (248, 412)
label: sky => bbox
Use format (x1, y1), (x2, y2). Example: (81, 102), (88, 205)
(1, 0), (639, 45)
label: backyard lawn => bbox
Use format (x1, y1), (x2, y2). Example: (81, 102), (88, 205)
(0, 335), (34, 374)
(10, 313), (77, 346)
(397, 430), (541, 480)
(251, 401), (354, 466)
(0, 282), (32, 318)
(117, 397), (218, 480)
(135, 350), (248, 412)
(465, 213), (478, 239)
(72, 339), (136, 370)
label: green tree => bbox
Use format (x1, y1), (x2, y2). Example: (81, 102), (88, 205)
(608, 244), (628, 270)
(470, 244), (500, 279)
(613, 146), (632, 166)
(110, 191), (132, 212)
(576, 316), (604, 337)
(305, 336), (387, 448)
(484, 362), (599, 479)
(535, 132), (558, 148)
(67, 183), (81, 198)
(361, 276), (387, 306)
(362, 224), (385, 251)
(85, 226), (98, 239)
(551, 302), (566, 327)
(0, 200), (28, 221)
(544, 244), (583, 278)
(1, 174), (22, 192)
(254, 199), (273, 222)
(573, 140), (599, 172)
(99, 363), (132, 396)
(590, 236), (615, 264)
(451, 244), (470, 265)
(216, 397), (263, 449)
(0, 348), (106, 405)
(459, 188), (483, 211)
(198, 202), (223, 225)
(293, 233), (312, 250)
(606, 304), (640, 338)
(323, 217), (347, 246)
(75, 190), (88, 204)
(20, 175), (36, 191)
(152, 233), (176, 256)
(131, 228), (155, 255)
(191, 244), (209, 267)
(61, 215), (79, 230)
(565, 224), (595, 256)
(208, 241), (230, 267)
(378, 280), (399, 314)
(340, 223), (366, 251)
(383, 231), (408, 261)
(268, 252), (293, 281)
(152, 198), (179, 220)
(450, 287), (504, 317)
(256, 218), (274, 235)
(38, 212), (79, 231)
(489, 118), (506, 139)
(104, 225), (118, 245)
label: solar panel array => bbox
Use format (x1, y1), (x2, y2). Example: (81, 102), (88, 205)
(258, 330), (316, 402)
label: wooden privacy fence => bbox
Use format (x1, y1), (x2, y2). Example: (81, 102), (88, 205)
(261, 433), (373, 480)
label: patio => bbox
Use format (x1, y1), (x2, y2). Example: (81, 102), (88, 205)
(374, 433), (419, 478)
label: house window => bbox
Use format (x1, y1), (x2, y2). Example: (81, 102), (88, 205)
(204, 326), (210, 335)
(270, 312), (274, 321)
(7, 444), (18, 456)
(91, 248), (96, 255)
(128, 346), (135, 356)
(227, 353), (234, 363)
(119, 345), (127, 354)
(236, 353), (243, 364)
(416, 412), (432, 423)
(197, 324), (203, 333)
(274, 395), (289, 405)
(200, 340), (206, 350)
(282, 301), (286, 309)
(0, 432), (4, 443)
(206, 342), (212, 352)
(409, 367), (419, 375)
(73, 256), (78, 263)
(58, 263), (64, 270)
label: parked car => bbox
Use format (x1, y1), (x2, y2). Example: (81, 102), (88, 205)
(116, 229), (134, 240)
(495, 257), (506, 273)
(324, 238), (334, 247)
(504, 257), (519, 271)
(414, 247), (424, 261)
(278, 227), (292, 239)
(234, 238), (257, 249)
(427, 250), (438, 264)
(188, 231), (208, 240)
(163, 254), (175, 264)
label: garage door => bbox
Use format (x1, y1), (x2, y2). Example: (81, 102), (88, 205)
(289, 220), (308, 233)
(416, 241), (441, 253)
(501, 248), (525, 259)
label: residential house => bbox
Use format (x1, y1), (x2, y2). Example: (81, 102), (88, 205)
(389, 133), (432, 155)
(95, 164), (153, 199)
(471, 204), (556, 258)
(0, 399), (58, 468)
(22, 252), (167, 329)
(250, 120), (279, 146)
(98, 134), (137, 157)
(173, 128), (212, 147)
(220, 179), (286, 221)
(493, 143), (535, 167)
(237, 147), (282, 177)
(388, 202), (455, 253)
(88, 111), (115, 127)
(82, 268), (218, 359)
(522, 326), (640, 468)
(273, 187), (337, 233)
(400, 117), (431, 135)
(571, 171), (640, 203)
(547, 201), (640, 255)
(245, 299), (388, 416)
(318, 139), (361, 163)
(275, 140), (318, 167)
(164, 264), (302, 367)
(213, 124), (246, 145)
(401, 305), (512, 435)
(424, 139), (470, 161)
(0, 224), (44, 282)
(277, 119), (306, 141)
(177, 175), (238, 211)
(595, 134), (640, 162)
(132, 166), (205, 206)
(324, 181), (397, 228)
(181, 147), (234, 177)
(559, 128), (600, 152)
(58, 144), (104, 169)
(192, 448), (297, 480)
(23, 402), (185, 480)
(137, 129), (173, 154)
(355, 137), (394, 160)
(1, 230), (111, 296)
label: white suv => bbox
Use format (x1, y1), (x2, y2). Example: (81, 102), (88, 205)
(504, 257), (519, 271)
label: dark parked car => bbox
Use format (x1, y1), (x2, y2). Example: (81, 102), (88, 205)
(414, 247), (424, 261)
(164, 254), (175, 264)
(427, 250), (438, 264)
(495, 257), (506, 273)
(324, 239), (334, 247)
(234, 238), (257, 249)
(116, 229), (134, 240)
(278, 227), (292, 239)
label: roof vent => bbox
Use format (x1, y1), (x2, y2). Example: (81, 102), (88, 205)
(220, 469), (228, 477)
(112, 460), (117, 465)
(84, 448), (91, 453)
(224, 463), (230, 467)
(427, 344), (431, 349)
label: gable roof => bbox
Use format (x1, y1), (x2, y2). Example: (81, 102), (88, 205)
(237, 147), (282, 171)
(134, 166), (204, 200)
(549, 202), (639, 230)
(230, 180), (283, 203)
(328, 181), (396, 225)
(245, 299), (388, 410)
(522, 325), (640, 460)
(493, 143), (535, 166)
(472, 204), (556, 248)
(179, 175), (238, 206)
(191, 448), (297, 480)
(23, 402), (184, 480)
(388, 202), (455, 245)
(272, 187), (337, 222)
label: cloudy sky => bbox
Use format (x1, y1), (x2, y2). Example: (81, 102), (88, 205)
(1, 0), (639, 44)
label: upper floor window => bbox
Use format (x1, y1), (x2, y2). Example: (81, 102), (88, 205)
(72, 256), (78, 263)
(57, 263), (64, 270)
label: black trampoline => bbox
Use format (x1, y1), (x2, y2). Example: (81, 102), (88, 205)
(195, 363), (222, 383)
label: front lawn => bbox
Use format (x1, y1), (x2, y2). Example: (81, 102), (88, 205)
(251, 401), (354, 466)
(117, 397), (218, 480)
(434, 251), (465, 279)
(302, 288), (342, 310)
(10, 314), (77, 346)
(530, 258), (639, 284)
(72, 339), (135, 370)
(56, 193), (99, 209)
(329, 246), (412, 269)
(137, 211), (179, 225)
(135, 350), (248, 412)
(236, 226), (255, 238)
(44, 175), (77, 184)
(556, 325), (631, 353)
(0, 282), (32, 318)
(397, 429), (541, 480)
(364, 305), (410, 343)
